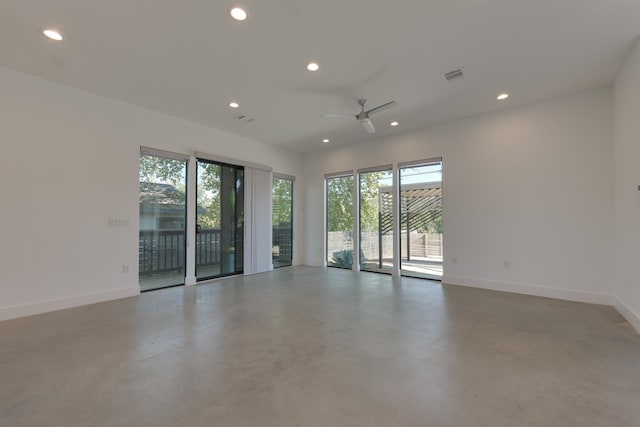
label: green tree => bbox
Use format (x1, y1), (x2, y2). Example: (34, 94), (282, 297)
(139, 155), (224, 228)
(327, 176), (354, 232)
(326, 173), (384, 232)
(273, 177), (293, 225)
(426, 216), (442, 234)
(139, 155), (186, 192)
(196, 163), (221, 228)
(359, 172), (386, 232)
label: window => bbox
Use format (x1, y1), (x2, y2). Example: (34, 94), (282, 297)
(272, 175), (294, 268)
(139, 150), (188, 291)
(196, 159), (244, 280)
(359, 168), (394, 274)
(399, 160), (443, 280)
(326, 174), (355, 269)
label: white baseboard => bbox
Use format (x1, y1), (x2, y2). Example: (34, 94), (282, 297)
(614, 298), (640, 334)
(0, 286), (140, 322)
(443, 275), (614, 306)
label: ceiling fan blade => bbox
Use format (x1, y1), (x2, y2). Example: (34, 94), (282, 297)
(323, 114), (355, 119)
(365, 101), (398, 116)
(361, 119), (376, 134)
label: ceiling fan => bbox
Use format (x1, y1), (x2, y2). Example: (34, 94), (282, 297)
(323, 99), (398, 134)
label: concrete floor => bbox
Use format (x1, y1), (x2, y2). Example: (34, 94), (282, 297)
(402, 256), (443, 279)
(1, 267), (639, 427)
(139, 265), (223, 292)
(362, 257), (443, 279)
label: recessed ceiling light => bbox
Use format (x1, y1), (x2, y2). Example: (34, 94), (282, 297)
(229, 102), (240, 109)
(322, 138), (330, 144)
(42, 29), (63, 41)
(390, 121), (399, 127)
(497, 93), (509, 100)
(306, 62), (320, 72)
(229, 7), (248, 21)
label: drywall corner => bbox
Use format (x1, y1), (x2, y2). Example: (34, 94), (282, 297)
(615, 297), (640, 334)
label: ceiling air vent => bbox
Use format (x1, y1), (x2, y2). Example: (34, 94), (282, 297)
(235, 114), (254, 123)
(443, 68), (464, 82)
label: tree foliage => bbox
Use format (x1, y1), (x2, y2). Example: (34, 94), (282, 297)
(359, 172), (387, 232)
(139, 157), (429, 237)
(273, 177), (293, 225)
(139, 155), (186, 192)
(196, 163), (222, 228)
(139, 155), (223, 228)
(327, 176), (354, 232)
(422, 216), (442, 234)
(326, 173), (385, 233)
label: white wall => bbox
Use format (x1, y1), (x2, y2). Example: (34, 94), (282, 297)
(613, 40), (640, 331)
(0, 66), (304, 321)
(303, 89), (614, 304)
(0, 60), (627, 322)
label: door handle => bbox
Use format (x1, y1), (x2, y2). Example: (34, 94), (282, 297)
(196, 224), (202, 234)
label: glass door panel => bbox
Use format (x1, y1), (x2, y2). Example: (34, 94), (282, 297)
(399, 162), (443, 280)
(326, 175), (355, 269)
(196, 159), (244, 280)
(359, 169), (394, 274)
(138, 153), (187, 291)
(272, 176), (293, 268)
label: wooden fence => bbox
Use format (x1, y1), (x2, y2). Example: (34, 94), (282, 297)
(327, 231), (443, 262)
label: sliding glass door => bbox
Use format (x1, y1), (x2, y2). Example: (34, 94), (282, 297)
(399, 160), (443, 280)
(359, 168), (394, 274)
(323, 161), (442, 279)
(196, 159), (244, 280)
(138, 151), (188, 291)
(272, 175), (293, 268)
(326, 174), (355, 269)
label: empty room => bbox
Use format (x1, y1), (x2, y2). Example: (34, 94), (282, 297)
(1, 1), (640, 426)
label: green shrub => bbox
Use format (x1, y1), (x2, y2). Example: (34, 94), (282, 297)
(330, 249), (353, 268)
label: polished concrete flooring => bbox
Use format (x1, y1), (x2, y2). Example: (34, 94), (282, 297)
(1, 267), (639, 427)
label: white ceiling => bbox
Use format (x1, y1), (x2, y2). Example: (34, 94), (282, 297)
(1, 0), (639, 152)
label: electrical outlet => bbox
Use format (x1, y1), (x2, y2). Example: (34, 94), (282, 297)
(122, 264), (129, 274)
(503, 260), (511, 269)
(452, 257), (458, 265)
(108, 218), (129, 227)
